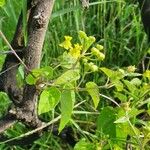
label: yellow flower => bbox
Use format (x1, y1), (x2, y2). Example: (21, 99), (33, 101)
(59, 36), (72, 50)
(69, 43), (83, 59)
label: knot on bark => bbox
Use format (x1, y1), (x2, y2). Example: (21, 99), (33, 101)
(33, 11), (46, 29)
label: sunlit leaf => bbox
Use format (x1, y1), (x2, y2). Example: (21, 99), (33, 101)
(54, 69), (80, 85)
(86, 82), (100, 109)
(100, 67), (124, 81)
(0, 92), (10, 116)
(143, 70), (150, 79)
(0, 0), (5, 7)
(125, 72), (142, 77)
(115, 108), (140, 139)
(26, 66), (53, 85)
(114, 116), (129, 123)
(59, 52), (77, 69)
(59, 84), (75, 132)
(26, 74), (37, 85)
(114, 92), (127, 102)
(113, 80), (124, 91)
(123, 80), (137, 94)
(38, 87), (61, 115)
(74, 138), (96, 150)
(100, 67), (114, 78)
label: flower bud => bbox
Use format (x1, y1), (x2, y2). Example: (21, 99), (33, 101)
(90, 64), (98, 72)
(96, 44), (104, 51)
(127, 65), (136, 73)
(97, 52), (105, 61)
(78, 31), (87, 39)
(91, 47), (99, 55)
(82, 58), (88, 63)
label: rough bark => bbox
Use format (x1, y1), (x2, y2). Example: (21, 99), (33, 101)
(0, 114), (16, 134)
(17, 0), (55, 127)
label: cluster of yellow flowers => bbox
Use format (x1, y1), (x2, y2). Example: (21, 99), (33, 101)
(59, 36), (83, 59)
(59, 31), (105, 72)
(59, 36), (72, 50)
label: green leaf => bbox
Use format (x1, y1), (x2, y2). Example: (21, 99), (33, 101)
(74, 138), (96, 150)
(143, 70), (150, 79)
(97, 107), (116, 139)
(59, 52), (77, 69)
(113, 80), (123, 91)
(128, 108), (144, 118)
(54, 69), (80, 85)
(0, 92), (10, 116)
(100, 67), (114, 78)
(41, 66), (53, 79)
(33, 66), (53, 79)
(100, 67), (124, 81)
(26, 74), (37, 85)
(114, 92), (127, 102)
(115, 108), (144, 124)
(125, 72), (142, 77)
(84, 36), (96, 51)
(115, 108), (138, 139)
(100, 68), (124, 91)
(0, 0), (5, 7)
(114, 116), (129, 123)
(38, 87), (61, 115)
(18, 65), (24, 79)
(123, 80), (137, 94)
(26, 66), (53, 85)
(86, 82), (100, 109)
(59, 84), (75, 132)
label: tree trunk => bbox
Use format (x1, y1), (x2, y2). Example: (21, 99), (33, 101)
(0, 0), (55, 131)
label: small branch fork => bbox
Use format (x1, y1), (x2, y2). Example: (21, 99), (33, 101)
(0, 0), (56, 145)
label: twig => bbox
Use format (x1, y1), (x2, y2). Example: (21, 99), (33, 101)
(0, 63), (20, 76)
(0, 31), (29, 72)
(100, 93), (120, 107)
(0, 49), (23, 55)
(0, 115), (61, 144)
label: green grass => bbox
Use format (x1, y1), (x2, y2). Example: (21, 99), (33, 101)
(0, 0), (21, 47)
(43, 0), (148, 68)
(0, 0), (148, 67)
